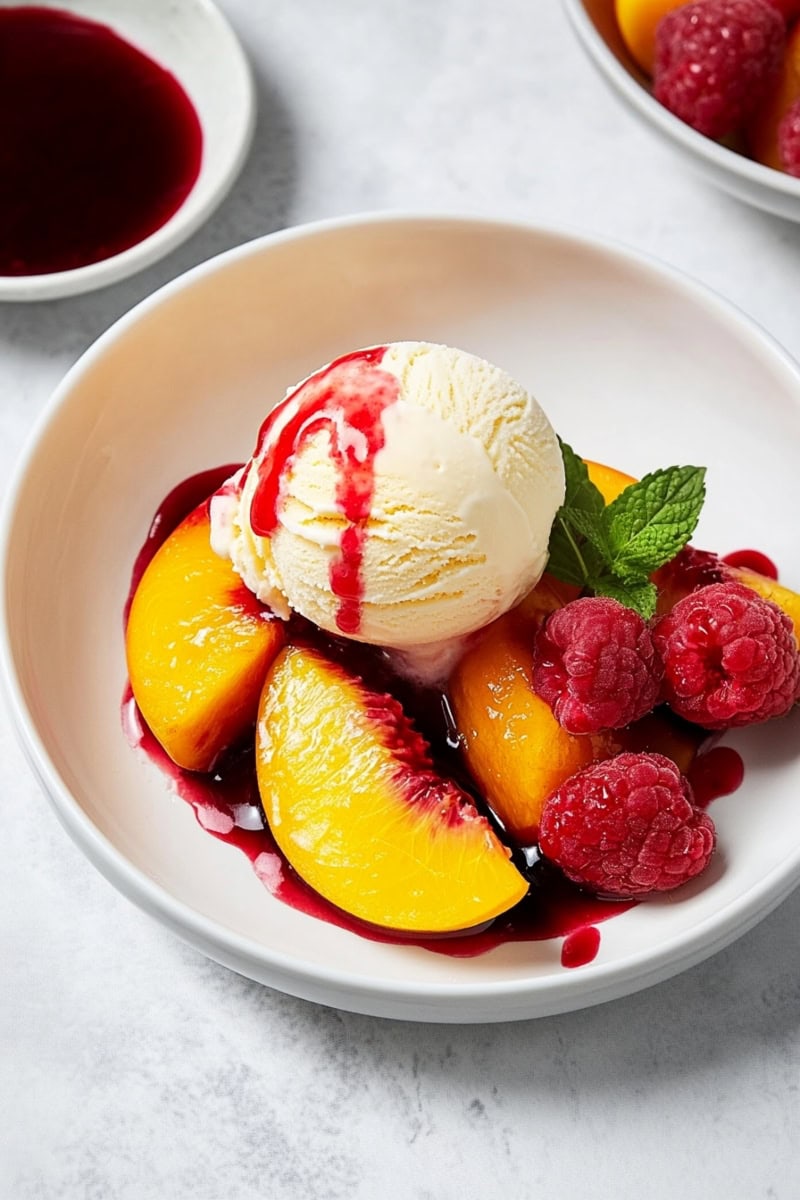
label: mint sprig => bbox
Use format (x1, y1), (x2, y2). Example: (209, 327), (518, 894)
(546, 440), (706, 619)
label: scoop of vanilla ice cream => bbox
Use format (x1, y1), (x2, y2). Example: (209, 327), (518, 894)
(211, 342), (564, 651)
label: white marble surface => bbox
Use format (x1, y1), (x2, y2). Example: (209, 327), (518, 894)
(2, 2), (800, 1196)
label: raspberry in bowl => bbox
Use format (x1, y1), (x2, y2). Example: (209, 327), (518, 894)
(563, 0), (800, 220)
(5, 214), (800, 1022)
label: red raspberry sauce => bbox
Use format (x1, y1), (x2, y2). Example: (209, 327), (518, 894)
(124, 467), (748, 967)
(722, 549), (779, 579)
(120, 693), (634, 960)
(248, 348), (399, 635)
(124, 465), (241, 627)
(688, 746), (745, 808)
(561, 925), (601, 969)
(0, 7), (202, 276)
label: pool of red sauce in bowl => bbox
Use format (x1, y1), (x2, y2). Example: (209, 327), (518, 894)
(0, 6), (202, 276)
(123, 463), (746, 968)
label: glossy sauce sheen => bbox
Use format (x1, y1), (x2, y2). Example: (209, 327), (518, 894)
(124, 468), (747, 967)
(0, 7), (202, 275)
(248, 348), (399, 634)
(722, 548), (779, 579)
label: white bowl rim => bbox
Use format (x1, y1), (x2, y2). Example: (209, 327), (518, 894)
(561, 0), (800, 201)
(0, 0), (256, 302)
(3, 209), (800, 1015)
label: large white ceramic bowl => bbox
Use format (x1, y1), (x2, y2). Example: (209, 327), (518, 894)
(562, 0), (800, 223)
(0, 0), (254, 301)
(4, 213), (800, 1022)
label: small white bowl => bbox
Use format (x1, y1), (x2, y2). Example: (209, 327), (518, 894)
(0, 0), (255, 301)
(4, 213), (800, 1022)
(562, 0), (800, 223)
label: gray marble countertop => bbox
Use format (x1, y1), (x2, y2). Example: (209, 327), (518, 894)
(3, 2), (800, 1197)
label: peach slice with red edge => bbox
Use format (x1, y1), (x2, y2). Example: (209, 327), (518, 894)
(449, 605), (616, 845)
(255, 644), (528, 933)
(126, 503), (286, 772)
(447, 600), (703, 846)
(748, 19), (800, 171)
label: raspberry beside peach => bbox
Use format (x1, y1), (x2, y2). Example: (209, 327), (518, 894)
(614, 0), (800, 178)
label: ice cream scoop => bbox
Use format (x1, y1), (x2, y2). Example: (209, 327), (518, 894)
(210, 342), (564, 663)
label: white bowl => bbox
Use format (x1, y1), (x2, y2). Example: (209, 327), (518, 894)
(562, 0), (800, 223)
(4, 213), (800, 1022)
(0, 0), (254, 301)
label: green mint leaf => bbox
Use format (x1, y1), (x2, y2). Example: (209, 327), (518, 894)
(562, 507), (612, 560)
(547, 515), (593, 587)
(544, 444), (706, 617)
(546, 440), (606, 588)
(559, 438), (605, 517)
(602, 466), (706, 579)
(588, 573), (658, 620)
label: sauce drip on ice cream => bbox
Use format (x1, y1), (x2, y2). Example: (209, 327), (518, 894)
(248, 347), (399, 635)
(211, 341), (567, 657)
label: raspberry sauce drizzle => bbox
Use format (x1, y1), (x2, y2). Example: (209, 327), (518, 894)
(0, 7), (202, 276)
(722, 549), (779, 579)
(124, 468), (748, 966)
(561, 925), (602, 969)
(687, 746), (745, 808)
(125, 465), (242, 627)
(122, 686), (632, 959)
(248, 348), (400, 634)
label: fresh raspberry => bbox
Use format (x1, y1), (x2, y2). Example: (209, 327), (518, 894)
(778, 97), (800, 177)
(653, 545), (725, 615)
(654, 0), (785, 140)
(539, 752), (716, 897)
(653, 581), (800, 729)
(532, 597), (662, 735)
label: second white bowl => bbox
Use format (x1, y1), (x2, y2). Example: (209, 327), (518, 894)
(563, 0), (800, 223)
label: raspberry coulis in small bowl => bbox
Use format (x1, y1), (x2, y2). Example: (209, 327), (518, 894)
(0, 6), (202, 277)
(123, 465), (746, 970)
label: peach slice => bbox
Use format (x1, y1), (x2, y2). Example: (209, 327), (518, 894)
(614, 0), (685, 76)
(748, 19), (800, 171)
(255, 645), (528, 933)
(448, 458), (632, 845)
(126, 504), (286, 772)
(585, 459), (636, 504)
(449, 607), (618, 845)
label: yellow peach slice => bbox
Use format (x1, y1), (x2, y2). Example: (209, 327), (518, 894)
(255, 645), (528, 933)
(585, 459), (636, 504)
(449, 609), (618, 845)
(615, 0), (686, 76)
(126, 505), (286, 772)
